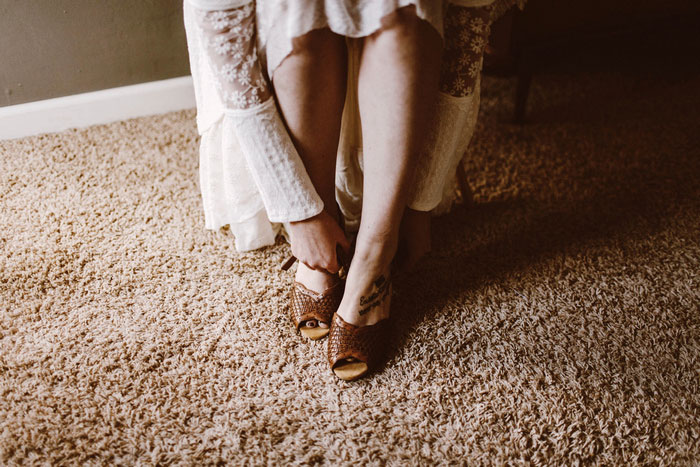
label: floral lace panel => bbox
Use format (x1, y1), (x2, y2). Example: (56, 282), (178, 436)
(194, 3), (271, 109)
(440, 4), (493, 97)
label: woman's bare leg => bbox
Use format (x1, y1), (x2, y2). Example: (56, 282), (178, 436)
(272, 29), (348, 316)
(336, 7), (442, 326)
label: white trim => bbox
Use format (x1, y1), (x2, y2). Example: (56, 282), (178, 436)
(0, 76), (196, 140)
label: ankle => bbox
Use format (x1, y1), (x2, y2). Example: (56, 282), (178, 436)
(342, 256), (392, 308)
(337, 270), (392, 326)
(295, 262), (339, 293)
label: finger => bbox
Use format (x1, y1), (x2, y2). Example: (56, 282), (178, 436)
(325, 256), (340, 274)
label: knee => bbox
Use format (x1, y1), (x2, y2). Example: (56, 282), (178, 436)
(290, 28), (345, 62)
(370, 5), (441, 53)
(377, 5), (426, 38)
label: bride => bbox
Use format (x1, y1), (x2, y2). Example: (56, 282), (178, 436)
(183, 0), (522, 381)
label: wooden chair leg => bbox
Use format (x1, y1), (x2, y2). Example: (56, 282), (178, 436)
(456, 159), (474, 207)
(515, 66), (532, 124)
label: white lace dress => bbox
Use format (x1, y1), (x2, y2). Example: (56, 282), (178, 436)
(183, 0), (523, 250)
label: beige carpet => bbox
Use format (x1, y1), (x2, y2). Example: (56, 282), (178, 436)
(2, 29), (700, 465)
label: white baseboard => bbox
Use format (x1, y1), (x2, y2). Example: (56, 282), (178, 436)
(0, 76), (195, 140)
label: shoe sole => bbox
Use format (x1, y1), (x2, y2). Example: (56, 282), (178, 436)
(300, 326), (330, 340)
(332, 361), (368, 381)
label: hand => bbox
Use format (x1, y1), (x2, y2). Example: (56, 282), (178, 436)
(287, 209), (350, 274)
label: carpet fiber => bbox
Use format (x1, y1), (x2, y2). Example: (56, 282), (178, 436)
(2, 29), (699, 465)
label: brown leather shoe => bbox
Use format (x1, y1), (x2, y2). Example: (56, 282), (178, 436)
(327, 312), (390, 381)
(290, 280), (344, 340)
(284, 203), (350, 340)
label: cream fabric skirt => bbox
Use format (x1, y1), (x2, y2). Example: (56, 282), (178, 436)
(185, 0), (506, 251)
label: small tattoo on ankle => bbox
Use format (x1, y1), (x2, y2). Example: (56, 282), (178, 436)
(358, 274), (391, 316)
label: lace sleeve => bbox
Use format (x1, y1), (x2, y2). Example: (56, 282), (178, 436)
(187, 0), (323, 223)
(193, 4), (271, 109)
(440, 3), (493, 97)
(407, 2), (494, 212)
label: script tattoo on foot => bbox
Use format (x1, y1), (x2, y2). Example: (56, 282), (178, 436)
(358, 275), (391, 316)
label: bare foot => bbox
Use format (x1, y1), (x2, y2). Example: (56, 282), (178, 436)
(331, 250), (392, 379)
(294, 262), (340, 329)
(336, 248), (392, 327)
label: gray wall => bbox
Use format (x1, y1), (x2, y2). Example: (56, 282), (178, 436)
(0, 0), (190, 107)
